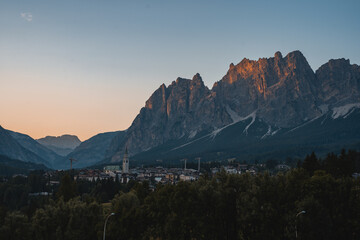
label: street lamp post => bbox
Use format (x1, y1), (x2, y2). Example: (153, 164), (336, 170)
(295, 210), (306, 239)
(103, 212), (115, 240)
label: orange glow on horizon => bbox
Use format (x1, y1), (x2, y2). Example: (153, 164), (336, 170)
(0, 72), (145, 141)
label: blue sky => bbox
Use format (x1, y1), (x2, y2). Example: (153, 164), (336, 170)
(1, 0), (359, 140)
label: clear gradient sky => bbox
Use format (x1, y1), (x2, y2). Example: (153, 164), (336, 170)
(1, 0), (360, 141)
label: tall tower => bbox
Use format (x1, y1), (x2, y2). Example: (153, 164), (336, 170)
(122, 147), (129, 174)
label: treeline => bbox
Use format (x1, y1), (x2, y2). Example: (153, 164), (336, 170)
(0, 154), (48, 176)
(0, 150), (360, 239)
(301, 149), (360, 177)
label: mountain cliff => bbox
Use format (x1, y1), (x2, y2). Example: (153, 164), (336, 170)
(107, 50), (360, 163)
(316, 58), (360, 105)
(213, 51), (320, 127)
(108, 74), (229, 161)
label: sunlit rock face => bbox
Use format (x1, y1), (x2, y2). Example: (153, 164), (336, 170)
(316, 58), (360, 106)
(212, 50), (320, 127)
(107, 51), (360, 159)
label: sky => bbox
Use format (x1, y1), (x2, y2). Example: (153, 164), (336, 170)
(1, 0), (360, 141)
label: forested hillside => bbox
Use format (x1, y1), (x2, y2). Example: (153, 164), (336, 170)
(0, 150), (359, 240)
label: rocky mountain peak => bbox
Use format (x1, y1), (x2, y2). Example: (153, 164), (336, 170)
(109, 74), (215, 160)
(317, 58), (352, 73)
(174, 77), (189, 85)
(229, 63), (235, 70)
(211, 50), (319, 127)
(274, 51), (283, 60)
(283, 50), (312, 72)
(145, 83), (167, 110)
(190, 73), (207, 91)
(192, 73), (202, 82)
(285, 50), (305, 59)
(220, 50), (312, 87)
(107, 50), (360, 161)
(316, 58), (360, 105)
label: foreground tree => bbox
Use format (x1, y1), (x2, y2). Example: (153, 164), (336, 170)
(57, 173), (77, 202)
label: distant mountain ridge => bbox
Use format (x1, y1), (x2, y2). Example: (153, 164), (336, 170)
(7, 130), (63, 168)
(0, 127), (120, 170)
(107, 50), (360, 163)
(66, 131), (123, 169)
(0, 126), (50, 167)
(37, 135), (81, 156)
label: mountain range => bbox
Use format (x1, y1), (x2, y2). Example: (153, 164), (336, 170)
(106, 50), (360, 164)
(0, 128), (120, 169)
(0, 50), (359, 170)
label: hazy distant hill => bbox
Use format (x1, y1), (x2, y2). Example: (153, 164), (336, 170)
(7, 130), (63, 169)
(107, 50), (360, 164)
(0, 127), (121, 170)
(0, 126), (50, 167)
(66, 131), (123, 169)
(37, 135), (81, 156)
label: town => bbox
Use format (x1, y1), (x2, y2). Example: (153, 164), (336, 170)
(71, 155), (289, 188)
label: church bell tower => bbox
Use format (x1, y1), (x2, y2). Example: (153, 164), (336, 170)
(122, 147), (129, 174)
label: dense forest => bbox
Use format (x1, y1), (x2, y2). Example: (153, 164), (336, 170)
(0, 150), (360, 240)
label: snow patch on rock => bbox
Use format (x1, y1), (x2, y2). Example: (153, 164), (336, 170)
(271, 129), (280, 136)
(171, 110), (257, 151)
(226, 106), (241, 122)
(287, 115), (321, 133)
(261, 125), (272, 139)
(332, 103), (360, 119)
(211, 110), (257, 138)
(261, 125), (281, 139)
(243, 111), (256, 135)
(188, 130), (197, 139)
